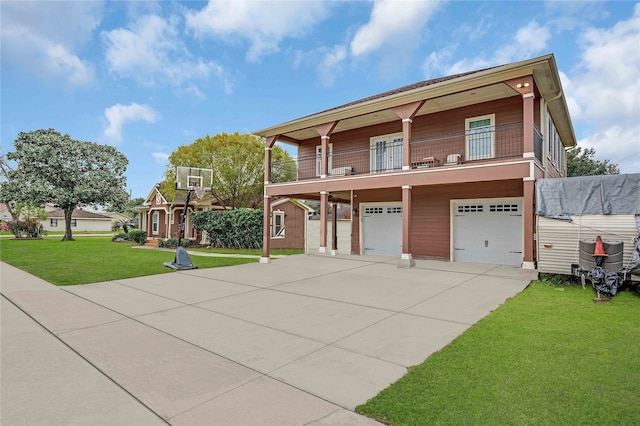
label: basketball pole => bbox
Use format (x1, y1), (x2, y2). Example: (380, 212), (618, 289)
(163, 188), (197, 270)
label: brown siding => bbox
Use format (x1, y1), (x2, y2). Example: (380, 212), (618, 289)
(297, 96), (525, 176)
(351, 181), (523, 257)
(270, 201), (307, 250)
(411, 96), (524, 165)
(411, 180), (523, 258)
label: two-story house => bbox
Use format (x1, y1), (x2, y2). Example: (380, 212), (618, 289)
(255, 54), (576, 268)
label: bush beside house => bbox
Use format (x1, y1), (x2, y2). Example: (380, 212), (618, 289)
(191, 209), (262, 249)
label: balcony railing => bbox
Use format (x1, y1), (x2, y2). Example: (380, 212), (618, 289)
(270, 122), (540, 183)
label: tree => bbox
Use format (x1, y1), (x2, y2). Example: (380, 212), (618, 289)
(166, 132), (295, 209)
(567, 146), (620, 177)
(0, 129), (129, 241)
(106, 196), (145, 218)
(0, 154), (18, 220)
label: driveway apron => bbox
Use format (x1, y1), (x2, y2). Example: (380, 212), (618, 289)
(1, 255), (535, 425)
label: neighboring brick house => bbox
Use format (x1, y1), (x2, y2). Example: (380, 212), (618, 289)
(255, 54), (576, 268)
(134, 185), (226, 243)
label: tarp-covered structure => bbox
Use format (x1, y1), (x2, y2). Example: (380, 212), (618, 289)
(536, 174), (640, 220)
(536, 174), (640, 275)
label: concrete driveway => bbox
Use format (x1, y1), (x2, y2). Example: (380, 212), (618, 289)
(1, 255), (536, 425)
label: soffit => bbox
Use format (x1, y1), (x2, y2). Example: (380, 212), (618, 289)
(282, 83), (518, 141)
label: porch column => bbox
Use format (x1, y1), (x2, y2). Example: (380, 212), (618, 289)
(261, 195), (271, 263)
(315, 122), (338, 178)
(331, 201), (338, 256)
(522, 179), (535, 269)
(505, 76), (535, 159)
(398, 185), (415, 268)
(523, 93), (535, 157)
(392, 101), (425, 170)
(319, 191), (329, 253)
(261, 136), (277, 264)
(321, 136), (329, 178)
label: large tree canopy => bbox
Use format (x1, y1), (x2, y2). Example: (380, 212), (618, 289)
(567, 146), (620, 177)
(165, 132), (295, 209)
(0, 129), (129, 240)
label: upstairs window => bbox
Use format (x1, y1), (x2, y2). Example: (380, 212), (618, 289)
(315, 143), (333, 176)
(465, 114), (495, 160)
(370, 133), (403, 173)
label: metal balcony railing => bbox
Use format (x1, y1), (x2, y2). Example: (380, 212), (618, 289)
(270, 121), (540, 183)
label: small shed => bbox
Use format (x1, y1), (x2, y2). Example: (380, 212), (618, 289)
(536, 174), (640, 275)
(270, 198), (313, 250)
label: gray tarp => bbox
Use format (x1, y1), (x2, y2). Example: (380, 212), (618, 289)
(536, 174), (640, 220)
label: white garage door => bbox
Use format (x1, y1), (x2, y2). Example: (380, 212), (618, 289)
(362, 204), (402, 256)
(453, 201), (523, 266)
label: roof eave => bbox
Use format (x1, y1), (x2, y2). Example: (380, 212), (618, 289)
(253, 54), (566, 139)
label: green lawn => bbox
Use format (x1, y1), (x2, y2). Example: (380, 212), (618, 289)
(0, 237), (257, 286)
(356, 281), (640, 425)
(188, 246), (304, 256)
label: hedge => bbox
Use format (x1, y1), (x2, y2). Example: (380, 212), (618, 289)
(191, 209), (262, 249)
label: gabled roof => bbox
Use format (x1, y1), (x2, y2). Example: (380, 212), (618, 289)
(47, 208), (112, 220)
(253, 54), (576, 148)
(271, 198), (314, 212)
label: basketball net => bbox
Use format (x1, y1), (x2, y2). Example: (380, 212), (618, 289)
(191, 186), (207, 199)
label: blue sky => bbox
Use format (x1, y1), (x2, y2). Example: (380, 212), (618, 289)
(2, 0), (639, 200)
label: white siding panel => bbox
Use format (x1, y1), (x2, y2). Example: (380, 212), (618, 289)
(306, 219), (352, 254)
(537, 215), (639, 275)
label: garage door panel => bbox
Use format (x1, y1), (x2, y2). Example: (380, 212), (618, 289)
(454, 201), (522, 266)
(362, 204), (402, 256)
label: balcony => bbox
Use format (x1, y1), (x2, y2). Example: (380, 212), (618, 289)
(270, 122), (542, 184)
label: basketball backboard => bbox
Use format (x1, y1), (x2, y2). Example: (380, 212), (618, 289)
(175, 166), (213, 192)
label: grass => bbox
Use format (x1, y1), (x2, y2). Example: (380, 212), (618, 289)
(356, 281), (640, 425)
(0, 237), (257, 286)
(188, 246), (304, 256)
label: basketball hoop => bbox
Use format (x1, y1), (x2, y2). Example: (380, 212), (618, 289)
(191, 186), (208, 199)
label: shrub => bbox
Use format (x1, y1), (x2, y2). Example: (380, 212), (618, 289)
(158, 238), (193, 248)
(191, 209), (262, 249)
(8, 219), (43, 238)
(112, 232), (131, 242)
(128, 229), (147, 245)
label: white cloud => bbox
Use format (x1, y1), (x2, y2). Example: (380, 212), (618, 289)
(1, 1), (102, 87)
(350, 0), (443, 57)
(317, 45), (348, 87)
(104, 103), (160, 143)
(185, 1), (330, 62)
(152, 152), (170, 165)
(566, 4), (640, 173)
(444, 20), (551, 76)
(103, 14), (232, 94)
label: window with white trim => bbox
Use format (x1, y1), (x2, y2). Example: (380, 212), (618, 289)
(50, 219), (58, 227)
(370, 133), (403, 173)
(315, 143), (333, 176)
(547, 113), (564, 171)
(271, 211), (285, 238)
(152, 212), (159, 234)
(70, 219), (77, 227)
(465, 114), (495, 160)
